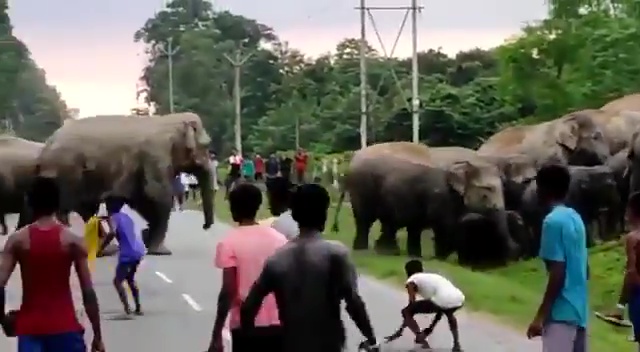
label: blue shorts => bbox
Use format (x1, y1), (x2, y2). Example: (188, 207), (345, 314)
(115, 259), (141, 282)
(629, 285), (640, 341)
(18, 331), (85, 352)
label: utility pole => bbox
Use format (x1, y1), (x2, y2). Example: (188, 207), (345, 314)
(224, 48), (253, 155)
(157, 37), (180, 113)
(359, 0), (367, 149)
(356, 1), (422, 143)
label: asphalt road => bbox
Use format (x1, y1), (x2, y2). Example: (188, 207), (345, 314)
(0, 209), (540, 351)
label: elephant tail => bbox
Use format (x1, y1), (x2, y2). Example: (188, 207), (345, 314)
(331, 187), (346, 233)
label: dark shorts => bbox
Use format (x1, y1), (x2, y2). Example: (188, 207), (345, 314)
(18, 331), (85, 352)
(231, 325), (283, 352)
(115, 259), (141, 282)
(404, 299), (462, 315)
(188, 185), (198, 191)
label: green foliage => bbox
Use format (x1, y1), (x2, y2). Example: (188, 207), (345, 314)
(135, 0), (640, 156)
(0, 1), (67, 141)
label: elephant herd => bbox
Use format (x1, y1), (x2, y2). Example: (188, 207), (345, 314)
(332, 93), (640, 268)
(0, 112), (214, 255)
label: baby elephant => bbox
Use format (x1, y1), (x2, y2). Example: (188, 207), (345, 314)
(519, 165), (620, 256)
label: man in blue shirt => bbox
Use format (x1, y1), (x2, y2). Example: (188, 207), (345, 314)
(527, 163), (588, 352)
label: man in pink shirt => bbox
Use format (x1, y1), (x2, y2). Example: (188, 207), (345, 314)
(206, 183), (287, 352)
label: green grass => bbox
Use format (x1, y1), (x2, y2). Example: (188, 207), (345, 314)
(195, 186), (632, 350)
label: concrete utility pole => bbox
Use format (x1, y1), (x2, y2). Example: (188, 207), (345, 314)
(356, 1), (423, 144)
(157, 37), (180, 113)
(223, 48), (253, 155)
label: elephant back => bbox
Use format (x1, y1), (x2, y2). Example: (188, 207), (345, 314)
(601, 93), (640, 113)
(589, 109), (640, 155)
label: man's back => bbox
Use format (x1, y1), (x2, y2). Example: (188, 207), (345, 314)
(265, 237), (354, 352)
(112, 212), (145, 263)
(539, 205), (588, 327)
(15, 224), (83, 336)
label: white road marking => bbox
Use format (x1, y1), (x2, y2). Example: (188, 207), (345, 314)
(181, 293), (202, 311)
(154, 271), (173, 283)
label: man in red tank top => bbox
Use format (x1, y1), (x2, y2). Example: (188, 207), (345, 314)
(0, 177), (105, 351)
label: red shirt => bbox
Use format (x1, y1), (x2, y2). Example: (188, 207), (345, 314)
(255, 157), (265, 173)
(15, 224), (83, 336)
(295, 153), (308, 171)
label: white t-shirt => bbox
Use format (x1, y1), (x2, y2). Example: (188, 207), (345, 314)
(187, 174), (198, 185)
(406, 273), (465, 309)
(270, 210), (299, 240)
(179, 173), (189, 187)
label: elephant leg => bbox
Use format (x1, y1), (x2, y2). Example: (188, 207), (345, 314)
(405, 225), (423, 258)
(374, 221), (400, 255)
(132, 196), (172, 256)
(432, 223), (455, 260)
(351, 205), (374, 251)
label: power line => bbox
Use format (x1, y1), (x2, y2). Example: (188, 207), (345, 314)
(356, 0), (423, 146)
(157, 37), (180, 113)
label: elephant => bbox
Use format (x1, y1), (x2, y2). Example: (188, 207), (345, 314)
(478, 152), (538, 211)
(17, 112), (214, 255)
(0, 136), (43, 235)
(331, 142), (518, 266)
(518, 165), (619, 257)
(478, 110), (611, 167)
(601, 93), (640, 113)
(604, 148), (630, 234)
(586, 109), (640, 155)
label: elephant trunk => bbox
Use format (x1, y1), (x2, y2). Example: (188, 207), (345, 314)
(196, 167), (214, 229)
(487, 208), (519, 261)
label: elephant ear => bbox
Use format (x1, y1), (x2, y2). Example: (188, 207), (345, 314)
(556, 119), (579, 151)
(447, 161), (475, 195)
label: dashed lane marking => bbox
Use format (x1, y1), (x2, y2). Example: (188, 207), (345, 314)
(181, 293), (202, 311)
(154, 271), (173, 283)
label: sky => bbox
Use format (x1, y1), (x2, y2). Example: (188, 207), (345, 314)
(7, 0), (548, 117)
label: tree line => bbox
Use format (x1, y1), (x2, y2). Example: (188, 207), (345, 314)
(0, 0), (68, 141)
(132, 0), (640, 155)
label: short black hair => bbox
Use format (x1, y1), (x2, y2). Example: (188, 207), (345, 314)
(228, 183), (262, 222)
(290, 183), (330, 231)
(404, 259), (423, 276)
(267, 177), (295, 202)
(628, 192), (640, 218)
(536, 163), (571, 200)
(27, 176), (60, 218)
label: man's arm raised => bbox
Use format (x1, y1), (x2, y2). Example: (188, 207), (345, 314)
(69, 229), (103, 343)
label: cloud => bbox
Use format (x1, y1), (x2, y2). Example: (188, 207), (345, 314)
(7, 0), (547, 116)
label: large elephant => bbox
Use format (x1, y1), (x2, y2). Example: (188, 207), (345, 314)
(0, 136), (43, 235)
(331, 143), (517, 266)
(478, 152), (538, 211)
(478, 110), (611, 167)
(605, 148), (630, 234)
(518, 165), (619, 257)
(585, 109), (640, 155)
(17, 112), (214, 255)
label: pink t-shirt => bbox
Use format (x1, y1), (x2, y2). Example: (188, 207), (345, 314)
(214, 224), (287, 328)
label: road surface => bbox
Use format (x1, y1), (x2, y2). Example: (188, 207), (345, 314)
(0, 210), (540, 351)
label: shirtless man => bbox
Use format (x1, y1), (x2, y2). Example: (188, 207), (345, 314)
(0, 176), (104, 351)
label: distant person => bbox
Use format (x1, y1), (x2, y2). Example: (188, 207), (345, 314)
(294, 148), (308, 183)
(242, 155), (256, 182)
(269, 178), (299, 239)
(99, 195), (146, 317)
(226, 149), (243, 198)
(173, 174), (185, 211)
(186, 173), (198, 201)
(526, 164), (588, 352)
(384, 259), (464, 351)
(241, 183), (377, 352)
(255, 154), (265, 182)
(0, 176), (104, 351)
(209, 151), (220, 192)
(279, 155), (293, 182)
(207, 183), (287, 352)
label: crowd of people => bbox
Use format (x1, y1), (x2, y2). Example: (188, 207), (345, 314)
(2, 160), (640, 351)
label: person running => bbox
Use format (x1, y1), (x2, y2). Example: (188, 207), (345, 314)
(99, 195), (146, 317)
(255, 154), (265, 182)
(294, 148), (308, 183)
(83, 202), (110, 273)
(269, 177), (299, 240)
(226, 149), (243, 198)
(526, 164), (588, 352)
(0, 176), (104, 351)
(241, 155), (256, 182)
(207, 183), (287, 352)
(241, 183), (377, 352)
(384, 259), (464, 351)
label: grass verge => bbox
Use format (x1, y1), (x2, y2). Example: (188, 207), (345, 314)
(191, 187), (631, 350)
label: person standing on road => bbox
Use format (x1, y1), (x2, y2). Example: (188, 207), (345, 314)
(99, 195), (146, 317)
(294, 148), (308, 183)
(527, 164), (588, 352)
(207, 183), (287, 352)
(241, 155), (256, 182)
(240, 183), (377, 352)
(269, 178), (299, 240)
(173, 174), (185, 211)
(226, 149), (243, 198)
(0, 176), (105, 351)
(255, 154), (265, 182)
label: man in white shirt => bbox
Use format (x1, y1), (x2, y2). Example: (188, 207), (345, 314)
(384, 259), (464, 351)
(267, 177), (299, 240)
